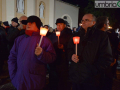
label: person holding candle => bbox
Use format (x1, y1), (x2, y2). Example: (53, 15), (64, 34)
(48, 18), (72, 90)
(67, 14), (113, 90)
(8, 15), (56, 90)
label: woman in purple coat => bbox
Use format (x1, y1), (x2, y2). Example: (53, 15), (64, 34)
(8, 16), (56, 90)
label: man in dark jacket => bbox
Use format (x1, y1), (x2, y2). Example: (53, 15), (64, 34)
(6, 17), (19, 51)
(0, 27), (8, 74)
(96, 16), (119, 90)
(68, 14), (113, 90)
(1, 21), (10, 34)
(7, 16), (27, 52)
(48, 18), (72, 90)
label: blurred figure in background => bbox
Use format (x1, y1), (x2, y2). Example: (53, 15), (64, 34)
(72, 27), (77, 34)
(7, 17), (19, 52)
(1, 21), (10, 34)
(0, 25), (8, 74)
(96, 16), (119, 90)
(48, 18), (72, 90)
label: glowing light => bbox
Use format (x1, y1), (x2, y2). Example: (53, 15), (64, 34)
(56, 31), (60, 36)
(73, 36), (80, 44)
(108, 26), (112, 29)
(40, 27), (48, 36)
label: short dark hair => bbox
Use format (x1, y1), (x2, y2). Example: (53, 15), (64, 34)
(96, 16), (108, 29)
(55, 18), (65, 25)
(44, 25), (49, 28)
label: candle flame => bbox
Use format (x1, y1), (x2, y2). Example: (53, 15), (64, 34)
(56, 31), (60, 36)
(40, 27), (48, 36)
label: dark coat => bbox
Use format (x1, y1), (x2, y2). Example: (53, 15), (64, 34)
(6, 26), (25, 51)
(68, 26), (113, 86)
(48, 28), (72, 90)
(0, 27), (8, 72)
(48, 28), (72, 70)
(106, 29), (119, 59)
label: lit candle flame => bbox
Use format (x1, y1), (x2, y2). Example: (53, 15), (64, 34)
(56, 31), (60, 36)
(40, 27), (48, 36)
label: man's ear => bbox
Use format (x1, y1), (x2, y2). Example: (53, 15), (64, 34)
(93, 21), (96, 25)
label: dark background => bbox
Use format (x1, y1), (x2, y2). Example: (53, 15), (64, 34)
(61, 0), (120, 29)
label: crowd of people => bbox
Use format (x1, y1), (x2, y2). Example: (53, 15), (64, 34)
(0, 13), (120, 90)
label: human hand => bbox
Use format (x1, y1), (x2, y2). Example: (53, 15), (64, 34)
(35, 44), (42, 56)
(58, 44), (64, 49)
(71, 54), (79, 63)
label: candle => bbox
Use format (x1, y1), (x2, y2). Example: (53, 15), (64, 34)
(39, 27), (48, 46)
(73, 36), (80, 55)
(56, 31), (60, 44)
(56, 31), (60, 36)
(40, 27), (48, 36)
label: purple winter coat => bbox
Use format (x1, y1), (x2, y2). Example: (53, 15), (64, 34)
(8, 32), (56, 90)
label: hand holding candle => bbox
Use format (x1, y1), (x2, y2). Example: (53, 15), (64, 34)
(71, 54), (79, 63)
(39, 27), (48, 46)
(56, 31), (60, 45)
(73, 36), (80, 55)
(35, 43), (43, 56)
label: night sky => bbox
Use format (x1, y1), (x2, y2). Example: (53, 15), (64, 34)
(61, 0), (120, 28)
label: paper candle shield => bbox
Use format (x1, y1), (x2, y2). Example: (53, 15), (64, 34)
(40, 28), (48, 36)
(73, 36), (80, 44)
(56, 31), (60, 36)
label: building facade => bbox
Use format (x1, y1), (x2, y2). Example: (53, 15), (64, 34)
(0, 0), (79, 28)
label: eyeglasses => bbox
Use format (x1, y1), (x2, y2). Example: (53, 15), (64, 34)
(81, 19), (93, 23)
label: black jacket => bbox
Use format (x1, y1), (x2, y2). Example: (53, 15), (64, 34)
(0, 27), (8, 60)
(68, 26), (113, 85)
(6, 26), (25, 51)
(48, 28), (72, 71)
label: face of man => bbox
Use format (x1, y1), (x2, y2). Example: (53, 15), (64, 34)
(26, 22), (38, 31)
(19, 16), (27, 24)
(11, 21), (18, 27)
(81, 14), (96, 31)
(19, 16), (27, 30)
(56, 23), (66, 32)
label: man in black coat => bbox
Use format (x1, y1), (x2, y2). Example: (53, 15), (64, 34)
(1, 21), (10, 34)
(68, 14), (113, 90)
(96, 16), (119, 90)
(0, 27), (8, 74)
(48, 18), (72, 90)
(6, 17), (19, 51)
(7, 16), (27, 52)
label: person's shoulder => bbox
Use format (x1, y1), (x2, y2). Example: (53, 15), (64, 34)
(15, 34), (26, 41)
(64, 28), (72, 35)
(94, 28), (109, 39)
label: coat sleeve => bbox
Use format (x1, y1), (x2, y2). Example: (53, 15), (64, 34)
(7, 38), (19, 80)
(37, 38), (56, 64)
